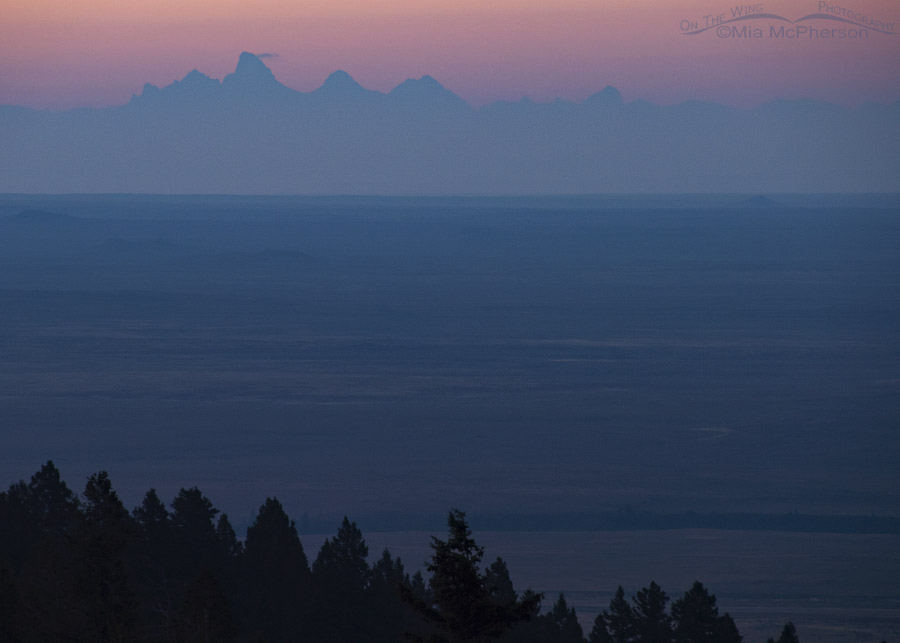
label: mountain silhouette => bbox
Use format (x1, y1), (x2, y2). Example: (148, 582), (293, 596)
(313, 70), (383, 109)
(128, 53), (471, 112)
(222, 51), (287, 91)
(223, 51), (295, 98)
(584, 86), (624, 109)
(388, 75), (469, 110)
(134, 69), (222, 107)
(227, 51), (279, 83)
(317, 70), (371, 95)
(1, 52), (898, 193)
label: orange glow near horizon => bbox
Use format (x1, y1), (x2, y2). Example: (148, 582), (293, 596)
(1, 0), (898, 109)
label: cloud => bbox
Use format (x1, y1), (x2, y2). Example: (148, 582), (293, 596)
(257, 53), (279, 59)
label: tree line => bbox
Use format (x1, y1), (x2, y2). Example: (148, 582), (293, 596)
(1, 462), (802, 643)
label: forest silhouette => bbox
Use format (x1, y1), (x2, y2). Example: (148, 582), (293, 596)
(0, 462), (808, 643)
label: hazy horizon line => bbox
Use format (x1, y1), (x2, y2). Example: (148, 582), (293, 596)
(4, 51), (899, 114)
(4, 191), (899, 199)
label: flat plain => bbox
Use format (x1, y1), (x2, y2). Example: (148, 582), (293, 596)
(1, 194), (898, 641)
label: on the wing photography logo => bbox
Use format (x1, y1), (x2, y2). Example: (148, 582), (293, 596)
(680, 1), (896, 39)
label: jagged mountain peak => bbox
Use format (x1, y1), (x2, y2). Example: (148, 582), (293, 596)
(389, 75), (469, 109)
(224, 52), (278, 86)
(584, 85), (623, 107)
(392, 75), (444, 91)
(134, 83), (161, 100)
(318, 70), (367, 93)
(181, 69), (216, 84)
(130, 68), (220, 104)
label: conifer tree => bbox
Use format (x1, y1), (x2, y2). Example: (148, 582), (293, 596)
(15, 462), (87, 642)
(589, 613), (614, 643)
(410, 569), (432, 605)
(242, 497), (311, 643)
(369, 549), (415, 643)
(132, 488), (175, 643)
(313, 516), (370, 595)
(549, 593), (585, 643)
(78, 472), (138, 643)
(371, 548), (407, 593)
(767, 622), (799, 643)
(133, 489), (168, 536)
(25, 461), (80, 535)
(604, 587), (635, 643)
(671, 582), (741, 643)
(176, 570), (237, 643)
(216, 513), (243, 560)
(631, 582), (672, 643)
(0, 561), (21, 643)
(484, 558), (517, 607)
(0, 482), (37, 578)
(312, 517), (372, 642)
(170, 488), (219, 563)
(167, 485), (227, 626)
(408, 509), (540, 643)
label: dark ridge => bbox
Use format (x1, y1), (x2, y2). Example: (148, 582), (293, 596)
(97, 237), (180, 252)
(211, 248), (320, 269)
(3, 209), (79, 224)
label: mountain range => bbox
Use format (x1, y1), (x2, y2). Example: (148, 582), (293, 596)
(1, 52), (897, 194)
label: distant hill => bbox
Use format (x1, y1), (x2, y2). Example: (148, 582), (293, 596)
(0, 53), (898, 194)
(2, 209), (79, 224)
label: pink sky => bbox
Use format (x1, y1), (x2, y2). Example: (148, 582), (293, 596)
(1, 0), (898, 109)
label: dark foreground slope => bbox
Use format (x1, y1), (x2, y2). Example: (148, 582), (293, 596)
(1, 462), (832, 643)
